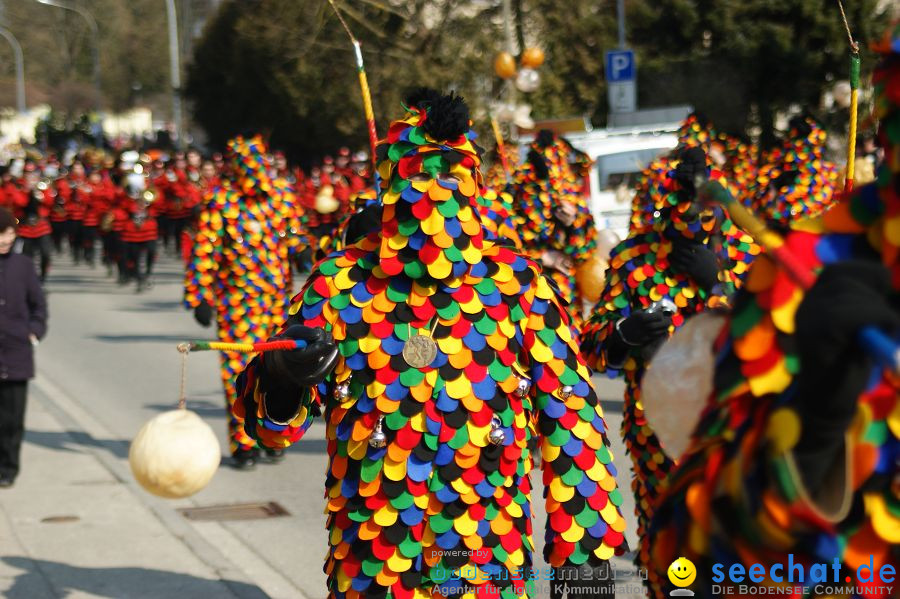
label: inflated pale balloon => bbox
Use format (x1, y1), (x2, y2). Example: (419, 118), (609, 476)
(494, 52), (517, 79)
(833, 80), (852, 109)
(515, 68), (541, 93)
(521, 47), (545, 69)
(596, 228), (621, 259)
(642, 312), (727, 459)
(315, 185), (340, 214)
(576, 253), (608, 303)
(129, 409), (221, 499)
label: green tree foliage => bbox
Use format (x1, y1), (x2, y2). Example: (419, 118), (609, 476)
(0, 0), (170, 113)
(183, 0), (885, 157)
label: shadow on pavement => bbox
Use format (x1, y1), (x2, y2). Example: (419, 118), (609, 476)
(25, 429), (130, 460)
(117, 299), (185, 313)
(1, 556), (270, 599)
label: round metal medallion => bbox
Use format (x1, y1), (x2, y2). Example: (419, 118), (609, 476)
(402, 335), (438, 369)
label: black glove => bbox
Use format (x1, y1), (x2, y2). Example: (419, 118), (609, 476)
(552, 558), (615, 599)
(673, 146), (708, 192)
(343, 203), (382, 246)
(193, 302), (213, 327)
(669, 238), (721, 291)
(262, 325), (340, 391)
(793, 262), (899, 491)
(616, 309), (672, 346)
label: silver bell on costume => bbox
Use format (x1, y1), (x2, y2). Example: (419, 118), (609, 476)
(515, 377), (532, 398)
(369, 416), (387, 448)
(334, 378), (351, 400)
(488, 415), (506, 446)
(559, 385), (574, 399)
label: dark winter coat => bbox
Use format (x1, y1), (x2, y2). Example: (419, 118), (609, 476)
(0, 252), (47, 381)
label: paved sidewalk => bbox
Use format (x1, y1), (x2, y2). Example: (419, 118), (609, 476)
(0, 379), (271, 599)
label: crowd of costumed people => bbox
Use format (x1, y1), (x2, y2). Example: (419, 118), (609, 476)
(4, 18), (897, 599)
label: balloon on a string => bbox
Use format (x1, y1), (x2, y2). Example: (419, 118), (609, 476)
(494, 52), (517, 79)
(515, 68), (541, 93)
(641, 311), (727, 458)
(575, 252), (608, 303)
(315, 185), (340, 214)
(129, 408), (221, 499)
(521, 47), (545, 69)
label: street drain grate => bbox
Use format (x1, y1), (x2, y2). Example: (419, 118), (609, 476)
(177, 501), (290, 522)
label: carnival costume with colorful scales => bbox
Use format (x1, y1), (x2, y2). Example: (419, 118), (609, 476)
(233, 90), (627, 599)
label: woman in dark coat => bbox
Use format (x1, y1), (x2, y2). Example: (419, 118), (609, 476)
(0, 206), (47, 487)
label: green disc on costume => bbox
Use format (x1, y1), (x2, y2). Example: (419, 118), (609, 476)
(559, 368), (579, 385)
(785, 354), (800, 374)
(445, 246), (463, 262)
(475, 279), (497, 294)
(487, 471), (506, 487)
(492, 545), (509, 563)
(399, 536), (421, 558)
(399, 219), (419, 236)
(578, 404), (595, 421)
(569, 545), (589, 564)
(489, 362), (511, 382)
(400, 368), (425, 387)
(361, 458), (383, 482)
(362, 556), (383, 577)
(448, 426), (469, 449)
(509, 303), (526, 322)
(304, 288), (324, 304)
(330, 294), (350, 310)
(348, 507), (372, 523)
(437, 197), (460, 218)
(388, 141), (415, 162)
(385, 410), (407, 430)
(404, 261), (426, 279)
(431, 564), (452, 583)
(391, 177), (409, 193)
(537, 328), (556, 346)
(546, 424), (569, 447)
(339, 338), (358, 357)
(575, 505), (599, 528)
(597, 445), (612, 465)
(318, 261), (340, 276)
(485, 502), (500, 520)
(409, 127), (429, 147)
(608, 488), (623, 506)
(475, 316), (497, 335)
(613, 294), (629, 309)
(864, 421), (888, 445)
(393, 491), (414, 510)
(436, 302), (460, 320)
(424, 433), (438, 450)
(561, 466), (583, 486)
(430, 512), (453, 533)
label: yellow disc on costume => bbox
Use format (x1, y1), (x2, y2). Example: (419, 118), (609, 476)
(129, 409), (220, 499)
(642, 312), (727, 458)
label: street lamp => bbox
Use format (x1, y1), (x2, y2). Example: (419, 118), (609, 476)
(0, 26), (25, 113)
(34, 0), (102, 145)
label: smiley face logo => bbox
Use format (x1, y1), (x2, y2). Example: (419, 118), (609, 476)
(668, 557), (697, 588)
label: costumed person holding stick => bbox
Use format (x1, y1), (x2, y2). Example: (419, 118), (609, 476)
(514, 129), (597, 318)
(645, 22), (900, 599)
(234, 89), (627, 599)
(580, 146), (747, 576)
(184, 133), (299, 470)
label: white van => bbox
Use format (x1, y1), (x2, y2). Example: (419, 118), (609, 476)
(517, 122), (680, 238)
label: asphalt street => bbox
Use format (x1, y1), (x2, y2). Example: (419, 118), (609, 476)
(11, 249), (637, 599)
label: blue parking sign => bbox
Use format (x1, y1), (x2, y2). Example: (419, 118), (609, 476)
(605, 50), (635, 82)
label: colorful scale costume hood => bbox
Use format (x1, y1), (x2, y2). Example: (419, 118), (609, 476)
(630, 113), (717, 233)
(581, 159), (756, 575)
(513, 130), (597, 307)
(234, 89), (626, 599)
(646, 22), (900, 599)
(749, 116), (840, 227)
(184, 134), (299, 454)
